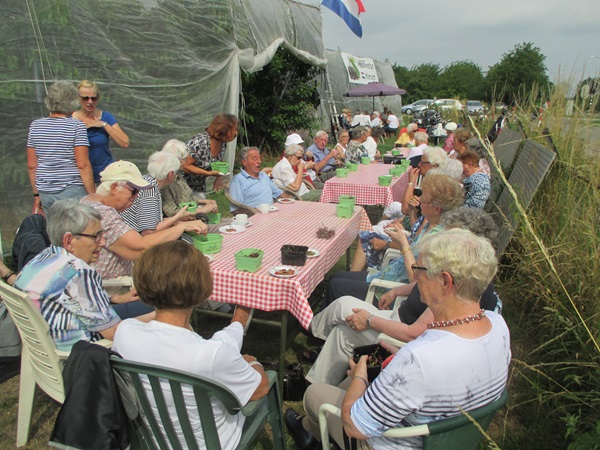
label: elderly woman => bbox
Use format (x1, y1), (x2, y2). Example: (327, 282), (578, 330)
(328, 174), (463, 306)
(458, 149), (491, 209)
(449, 128), (473, 158)
(120, 151), (200, 234)
(344, 127), (370, 164)
(182, 113), (239, 197)
(304, 207), (502, 385)
(405, 131), (429, 163)
(286, 229), (511, 450)
(113, 241), (270, 449)
(394, 122), (418, 148)
(14, 199), (154, 351)
(465, 137), (491, 177)
(271, 144), (322, 201)
(442, 122), (457, 154)
(159, 139), (219, 218)
(27, 81), (95, 213)
(332, 129), (350, 164)
(72, 80), (130, 183)
(81, 160), (206, 280)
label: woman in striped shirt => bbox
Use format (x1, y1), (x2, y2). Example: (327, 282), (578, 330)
(27, 81), (95, 213)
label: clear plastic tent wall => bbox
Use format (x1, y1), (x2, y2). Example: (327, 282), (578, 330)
(0, 0), (326, 243)
(318, 49), (403, 130)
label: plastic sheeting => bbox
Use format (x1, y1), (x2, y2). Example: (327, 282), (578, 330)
(0, 0), (326, 244)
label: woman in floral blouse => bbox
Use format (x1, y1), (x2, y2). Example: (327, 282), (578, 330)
(182, 113), (238, 198)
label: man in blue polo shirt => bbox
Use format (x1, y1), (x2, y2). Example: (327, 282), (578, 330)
(305, 131), (339, 182)
(229, 146), (288, 213)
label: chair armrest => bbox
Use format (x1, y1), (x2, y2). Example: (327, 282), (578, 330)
(281, 187), (302, 200)
(240, 370), (277, 417)
(319, 403), (342, 448)
(365, 279), (405, 305)
(381, 248), (402, 268)
(93, 339), (113, 348)
(54, 349), (70, 360)
(102, 276), (133, 288)
(376, 333), (406, 349)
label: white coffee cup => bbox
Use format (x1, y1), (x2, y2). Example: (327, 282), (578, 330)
(258, 204), (270, 215)
(233, 213), (248, 225)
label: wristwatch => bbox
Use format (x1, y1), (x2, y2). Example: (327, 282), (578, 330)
(2, 270), (15, 283)
(366, 315), (373, 329)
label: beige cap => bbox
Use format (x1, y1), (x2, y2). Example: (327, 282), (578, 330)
(100, 161), (152, 189)
(445, 122), (458, 132)
(285, 133), (304, 146)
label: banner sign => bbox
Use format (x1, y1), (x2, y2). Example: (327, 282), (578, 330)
(341, 52), (378, 84)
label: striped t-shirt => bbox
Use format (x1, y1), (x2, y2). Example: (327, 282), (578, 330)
(119, 174), (163, 233)
(27, 116), (89, 193)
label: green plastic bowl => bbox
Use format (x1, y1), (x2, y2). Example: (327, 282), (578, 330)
(346, 162), (358, 171)
(336, 168), (349, 178)
(211, 162), (230, 174)
(179, 201), (197, 213)
(336, 204), (354, 218)
(379, 175), (393, 186)
(206, 212), (221, 224)
(360, 156), (371, 165)
(234, 248), (264, 272)
(190, 233), (223, 254)
(338, 195), (356, 208)
(391, 149), (401, 156)
(389, 167), (403, 177)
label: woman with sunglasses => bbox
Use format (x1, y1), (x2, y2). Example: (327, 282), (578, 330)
(73, 80), (130, 183)
(81, 161), (207, 281)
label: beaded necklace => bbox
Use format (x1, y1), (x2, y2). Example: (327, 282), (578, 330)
(427, 309), (486, 329)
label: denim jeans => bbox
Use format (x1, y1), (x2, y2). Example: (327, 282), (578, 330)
(39, 185), (88, 211)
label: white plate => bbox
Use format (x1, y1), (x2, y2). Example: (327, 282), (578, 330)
(217, 172), (231, 176)
(269, 205), (279, 212)
(219, 224), (246, 234)
(277, 198), (296, 204)
(306, 249), (321, 259)
(269, 265), (298, 278)
(205, 254), (214, 263)
(384, 227), (411, 236)
(232, 220), (252, 227)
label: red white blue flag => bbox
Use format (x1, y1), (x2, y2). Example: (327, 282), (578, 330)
(322, 0), (365, 38)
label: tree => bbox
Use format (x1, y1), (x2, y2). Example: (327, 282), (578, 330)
(437, 61), (485, 100)
(241, 47), (320, 154)
(393, 63), (441, 103)
(486, 42), (549, 104)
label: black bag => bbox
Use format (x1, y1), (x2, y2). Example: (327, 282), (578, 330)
(260, 361), (307, 401)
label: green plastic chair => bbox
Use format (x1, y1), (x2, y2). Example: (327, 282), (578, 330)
(110, 356), (286, 450)
(319, 389), (508, 450)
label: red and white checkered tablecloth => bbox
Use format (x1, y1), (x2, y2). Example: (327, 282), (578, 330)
(208, 202), (370, 329)
(320, 163), (410, 206)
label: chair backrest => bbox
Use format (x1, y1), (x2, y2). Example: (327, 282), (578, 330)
(223, 186), (259, 216)
(0, 283), (65, 402)
(422, 389), (509, 450)
(110, 356), (244, 450)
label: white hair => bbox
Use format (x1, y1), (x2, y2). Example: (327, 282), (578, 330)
(147, 151), (180, 181)
(161, 139), (188, 160)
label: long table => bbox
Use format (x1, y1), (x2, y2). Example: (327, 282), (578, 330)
(204, 201), (371, 387)
(320, 163), (410, 206)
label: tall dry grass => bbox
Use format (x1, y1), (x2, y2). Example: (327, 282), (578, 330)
(480, 81), (600, 448)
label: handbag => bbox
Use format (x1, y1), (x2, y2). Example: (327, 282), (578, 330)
(259, 361), (307, 401)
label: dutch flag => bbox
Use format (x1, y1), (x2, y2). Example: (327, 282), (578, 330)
(322, 0), (365, 38)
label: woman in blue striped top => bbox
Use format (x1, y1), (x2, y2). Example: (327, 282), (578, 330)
(27, 81), (95, 214)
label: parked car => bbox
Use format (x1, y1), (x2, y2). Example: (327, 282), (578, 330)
(401, 99), (433, 115)
(432, 99), (464, 111)
(466, 101), (485, 116)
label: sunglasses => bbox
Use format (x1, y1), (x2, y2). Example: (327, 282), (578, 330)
(121, 185), (140, 196)
(80, 96), (98, 101)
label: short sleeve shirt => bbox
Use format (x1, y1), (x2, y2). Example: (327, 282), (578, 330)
(463, 172), (491, 209)
(271, 158), (309, 196)
(14, 246), (120, 352)
(183, 132), (226, 193)
(229, 170), (282, 211)
(120, 175), (163, 232)
(81, 197), (134, 279)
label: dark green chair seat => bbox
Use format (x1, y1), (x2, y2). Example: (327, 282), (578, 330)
(110, 356), (286, 450)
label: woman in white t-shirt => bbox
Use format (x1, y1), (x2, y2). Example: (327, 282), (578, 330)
(113, 240), (270, 449)
(285, 229), (511, 450)
(271, 144), (322, 201)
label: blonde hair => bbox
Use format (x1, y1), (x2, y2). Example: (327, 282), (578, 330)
(77, 79), (100, 97)
(417, 228), (497, 301)
(421, 173), (464, 212)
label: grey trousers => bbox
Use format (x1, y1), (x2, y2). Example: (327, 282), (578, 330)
(305, 296), (401, 385)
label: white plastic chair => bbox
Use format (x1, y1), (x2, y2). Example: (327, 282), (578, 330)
(0, 283), (110, 446)
(364, 278), (407, 349)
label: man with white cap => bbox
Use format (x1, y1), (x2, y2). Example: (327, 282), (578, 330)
(443, 122), (458, 155)
(81, 160), (207, 280)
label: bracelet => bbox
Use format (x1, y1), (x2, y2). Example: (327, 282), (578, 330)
(101, 122), (107, 127)
(401, 247), (411, 255)
(353, 375), (369, 388)
(33, 193), (39, 197)
(249, 360), (263, 368)
(2, 271), (15, 283)
(408, 182), (414, 185)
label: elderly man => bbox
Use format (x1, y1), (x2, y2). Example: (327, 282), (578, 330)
(305, 131), (338, 182)
(229, 147), (288, 213)
(14, 199), (154, 351)
(395, 122), (418, 148)
(272, 144), (322, 202)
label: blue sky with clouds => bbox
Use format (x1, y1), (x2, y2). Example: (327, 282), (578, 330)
(319, 0), (600, 84)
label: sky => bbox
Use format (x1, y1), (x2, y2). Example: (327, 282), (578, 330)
(320, 0), (600, 85)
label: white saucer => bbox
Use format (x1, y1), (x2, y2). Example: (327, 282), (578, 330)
(232, 221), (252, 227)
(219, 225), (246, 234)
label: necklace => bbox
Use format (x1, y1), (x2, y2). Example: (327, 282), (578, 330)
(427, 309), (486, 329)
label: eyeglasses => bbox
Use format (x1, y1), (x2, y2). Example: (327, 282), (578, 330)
(419, 160), (432, 166)
(411, 264), (428, 275)
(294, 154), (304, 159)
(121, 185), (140, 196)
(80, 96), (98, 102)
(75, 230), (104, 243)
